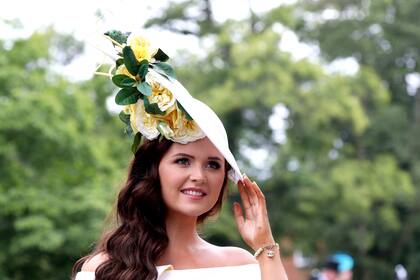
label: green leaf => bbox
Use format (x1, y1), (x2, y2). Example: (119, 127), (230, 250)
(137, 81), (152, 96)
(143, 98), (165, 115)
(112, 74), (136, 88)
(131, 132), (142, 154)
(138, 59), (149, 81)
(124, 124), (133, 136)
(153, 48), (169, 62)
(152, 62), (176, 79)
(104, 30), (130, 45)
(176, 101), (193, 121)
(115, 87), (140, 105)
(157, 121), (174, 139)
(119, 111), (131, 125)
(123, 46), (139, 76)
(115, 58), (124, 69)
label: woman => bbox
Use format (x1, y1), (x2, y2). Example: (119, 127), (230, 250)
(72, 31), (288, 280)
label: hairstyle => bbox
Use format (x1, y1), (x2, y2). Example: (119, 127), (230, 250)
(72, 138), (230, 280)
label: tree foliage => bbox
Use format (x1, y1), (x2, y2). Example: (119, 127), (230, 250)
(2, 1), (420, 279)
(0, 28), (130, 279)
(147, 1), (420, 278)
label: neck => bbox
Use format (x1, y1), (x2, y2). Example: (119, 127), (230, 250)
(166, 211), (203, 246)
(158, 212), (206, 265)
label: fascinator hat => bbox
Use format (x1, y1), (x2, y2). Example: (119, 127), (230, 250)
(98, 30), (242, 183)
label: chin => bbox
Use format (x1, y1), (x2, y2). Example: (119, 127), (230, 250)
(173, 204), (214, 218)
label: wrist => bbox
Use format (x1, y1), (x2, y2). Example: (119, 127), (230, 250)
(252, 237), (276, 251)
(253, 242), (280, 259)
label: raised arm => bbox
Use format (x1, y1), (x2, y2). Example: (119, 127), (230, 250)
(233, 175), (288, 280)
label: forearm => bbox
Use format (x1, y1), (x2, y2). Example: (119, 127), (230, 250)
(257, 246), (288, 280)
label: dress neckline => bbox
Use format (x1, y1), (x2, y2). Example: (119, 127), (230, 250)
(156, 263), (258, 272)
(78, 263), (258, 275)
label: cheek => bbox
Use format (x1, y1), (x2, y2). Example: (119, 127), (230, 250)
(158, 164), (184, 194)
(158, 165), (171, 193)
(211, 172), (226, 194)
(158, 169), (174, 207)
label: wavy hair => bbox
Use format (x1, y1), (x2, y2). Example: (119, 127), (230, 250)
(72, 138), (230, 280)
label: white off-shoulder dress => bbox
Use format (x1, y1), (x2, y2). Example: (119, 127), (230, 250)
(75, 264), (261, 280)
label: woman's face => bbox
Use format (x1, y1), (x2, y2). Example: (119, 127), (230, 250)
(158, 137), (226, 218)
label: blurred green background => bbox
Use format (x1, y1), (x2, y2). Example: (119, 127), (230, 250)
(1, 0), (420, 279)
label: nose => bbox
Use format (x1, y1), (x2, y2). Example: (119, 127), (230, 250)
(189, 164), (206, 184)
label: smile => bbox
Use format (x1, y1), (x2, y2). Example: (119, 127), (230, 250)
(180, 188), (207, 197)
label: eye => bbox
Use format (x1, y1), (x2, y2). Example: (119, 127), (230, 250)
(207, 161), (221, 170)
(175, 157), (190, 166)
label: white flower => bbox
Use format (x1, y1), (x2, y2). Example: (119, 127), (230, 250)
(133, 100), (160, 140)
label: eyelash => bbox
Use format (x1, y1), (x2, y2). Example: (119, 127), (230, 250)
(175, 158), (190, 166)
(174, 158), (221, 170)
(207, 161), (221, 170)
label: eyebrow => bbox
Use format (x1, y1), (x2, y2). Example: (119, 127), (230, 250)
(172, 153), (223, 161)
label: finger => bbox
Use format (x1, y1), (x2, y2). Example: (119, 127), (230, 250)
(237, 181), (253, 219)
(243, 176), (259, 207)
(243, 177), (266, 224)
(250, 180), (266, 208)
(233, 202), (245, 230)
(245, 178), (269, 222)
(252, 183), (270, 222)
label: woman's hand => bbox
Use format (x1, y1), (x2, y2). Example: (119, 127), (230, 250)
(233, 175), (275, 251)
(234, 175), (289, 280)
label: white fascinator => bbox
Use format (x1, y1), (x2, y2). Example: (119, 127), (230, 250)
(97, 30), (242, 183)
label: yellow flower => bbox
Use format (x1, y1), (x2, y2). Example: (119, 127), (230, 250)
(116, 65), (136, 80)
(128, 35), (155, 62)
(121, 77), (204, 143)
(169, 105), (205, 144)
(147, 80), (176, 112)
(173, 118), (205, 143)
(148, 104), (204, 143)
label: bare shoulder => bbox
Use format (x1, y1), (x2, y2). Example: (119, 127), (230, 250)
(81, 252), (109, 272)
(217, 246), (257, 265)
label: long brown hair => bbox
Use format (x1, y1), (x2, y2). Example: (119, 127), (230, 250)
(72, 138), (230, 280)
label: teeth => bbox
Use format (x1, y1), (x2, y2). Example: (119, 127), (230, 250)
(182, 190), (205, 196)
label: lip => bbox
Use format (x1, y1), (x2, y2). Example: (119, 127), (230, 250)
(180, 187), (207, 199)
